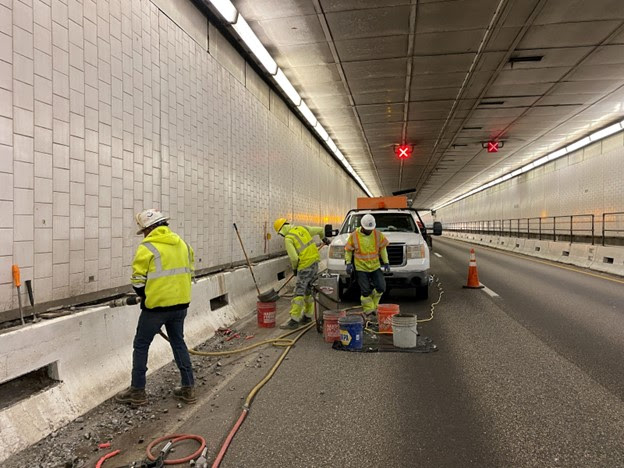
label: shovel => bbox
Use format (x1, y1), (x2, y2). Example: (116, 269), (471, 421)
(233, 223), (262, 296)
(257, 274), (294, 303)
(257, 244), (328, 303)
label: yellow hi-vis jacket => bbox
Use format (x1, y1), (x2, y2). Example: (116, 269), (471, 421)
(131, 226), (195, 311)
(279, 224), (324, 271)
(344, 227), (389, 272)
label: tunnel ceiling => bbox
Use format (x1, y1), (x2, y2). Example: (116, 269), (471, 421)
(231, 0), (624, 207)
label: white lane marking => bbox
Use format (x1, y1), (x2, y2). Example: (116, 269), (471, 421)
(434, 252), (443, 258)
(481, 284), (499, 297)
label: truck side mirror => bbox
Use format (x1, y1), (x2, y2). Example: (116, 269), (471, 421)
(324, 224), (338, 237)
(433, 221), (443, 236)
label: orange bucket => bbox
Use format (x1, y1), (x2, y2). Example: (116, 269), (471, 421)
(323, 310), (346, 343)
(378, 304), (400, 333)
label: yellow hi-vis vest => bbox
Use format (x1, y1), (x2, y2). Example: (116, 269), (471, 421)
(131, 226), (195, 310)
(345, 227), (389, 272)
(284, 225), (321, 271)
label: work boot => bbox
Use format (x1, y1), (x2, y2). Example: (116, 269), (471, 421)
(173, 386), (197, 404)
(279, 318), (301, 330)
(115, 387), (147, 406)
(301, 315), (312, 324)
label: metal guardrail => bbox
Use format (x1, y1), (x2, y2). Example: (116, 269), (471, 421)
(444, 211), (624, 246)
(602, 212), (624, 246)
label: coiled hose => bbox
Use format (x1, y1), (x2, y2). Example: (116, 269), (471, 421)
(364, 274), (444, 334)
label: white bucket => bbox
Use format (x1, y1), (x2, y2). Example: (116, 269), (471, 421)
(391, 314), (417, 348)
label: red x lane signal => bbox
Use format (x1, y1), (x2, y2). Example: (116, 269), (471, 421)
(487, 141), (500, 153)
(396, 144), (412, 160)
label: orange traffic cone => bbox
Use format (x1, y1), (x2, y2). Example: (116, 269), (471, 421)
(463, 248), (484, 289)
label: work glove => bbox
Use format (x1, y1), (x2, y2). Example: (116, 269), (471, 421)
(293, 269), (297, 277)
(346, 264), (354, 275)
(322, 237), (331, 245)
(382, 264), (391, 274)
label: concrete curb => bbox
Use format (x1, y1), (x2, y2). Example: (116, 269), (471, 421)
(443, 233), (624, 277)
(0, 256), (290, 463)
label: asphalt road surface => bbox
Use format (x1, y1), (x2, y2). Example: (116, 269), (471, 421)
(8, 237), (624, 467)
(214, 238), (624, 467)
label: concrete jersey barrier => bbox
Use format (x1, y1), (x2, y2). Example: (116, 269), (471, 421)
(0, 256), (291, 463)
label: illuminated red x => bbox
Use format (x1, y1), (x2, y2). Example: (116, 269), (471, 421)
(397, 145), (411, 160)
(487, 141), (499, 153)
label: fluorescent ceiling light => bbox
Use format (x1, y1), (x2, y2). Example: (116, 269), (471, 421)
(213, 7), (373, 196)
(521, 163), (534, 173)
(273, 69), (301, 106)
(326, 138), (337, 153)
(532, 156), (549, 167)
(433, 119), (624, 210)
(548, 148), (567, 160)
(315, 123), (329, 141)
(566, 137), (591, 153)
(232, 17), (277, 75)
(589, 123), (622, 141)
(298, 101), (317, 127)
(209, 0), (238, 23)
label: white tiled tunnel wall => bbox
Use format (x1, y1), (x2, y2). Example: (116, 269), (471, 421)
(0, 0), (365, 312)
(436, 133), (624, 234)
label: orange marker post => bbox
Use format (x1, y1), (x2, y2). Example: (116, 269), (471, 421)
(12, 264), (25, 324)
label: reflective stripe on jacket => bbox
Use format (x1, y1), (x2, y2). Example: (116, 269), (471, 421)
(344, 227), (389, 272)
(280, 225), (323, 270)
(131, 226), (194, 310)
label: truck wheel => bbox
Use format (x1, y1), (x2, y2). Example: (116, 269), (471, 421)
(416, 284), (429, 300)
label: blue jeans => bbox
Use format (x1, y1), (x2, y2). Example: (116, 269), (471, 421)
(131, 308), (194, 389)
(356, 269), (386, 297)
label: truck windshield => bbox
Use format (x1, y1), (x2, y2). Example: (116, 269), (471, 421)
(340, 213), (417, 234)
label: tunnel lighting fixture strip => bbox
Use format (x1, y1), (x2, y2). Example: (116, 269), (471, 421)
(273, 69), (301, 106)
(433, 120), (624, 211)
(210, 0), (238, 23)
(232, 16), (277, 75)
(207, 0), (373, 197)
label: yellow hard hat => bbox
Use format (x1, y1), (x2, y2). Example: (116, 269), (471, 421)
(273, 218), (288, 233)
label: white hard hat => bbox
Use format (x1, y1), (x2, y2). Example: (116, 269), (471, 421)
(361, 214), (376, 230)
(135, 209), (169, 234)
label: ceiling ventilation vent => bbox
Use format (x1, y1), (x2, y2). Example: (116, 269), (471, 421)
(509, 55), (544, 64)
(462, 126), (483, 130)
(478, 100), (505, 106)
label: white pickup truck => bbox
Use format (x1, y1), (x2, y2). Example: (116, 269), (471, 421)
(326, 208), (442, 300)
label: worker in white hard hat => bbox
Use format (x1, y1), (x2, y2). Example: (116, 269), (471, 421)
(273, 218), (331, 329)
(344, 213), (390, 314)
(116, 209), (196, 407)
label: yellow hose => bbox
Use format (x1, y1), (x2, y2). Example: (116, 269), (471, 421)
(244, 322), (314, 407)
(417, 275), (444, 323)
(363, 275), (444, 334)
(158, 322), (313, 357)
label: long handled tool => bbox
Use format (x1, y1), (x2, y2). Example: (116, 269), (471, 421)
(25, 279), (40, 322)
(257, 243), (328, 303)
(233, 223), (262, 296)
(257, 273), (294, 303)
(12, 264), (25, 325)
